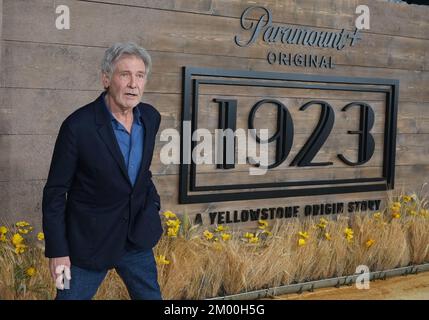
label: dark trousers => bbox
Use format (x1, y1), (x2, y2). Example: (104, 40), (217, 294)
(55, 248), (162, 300)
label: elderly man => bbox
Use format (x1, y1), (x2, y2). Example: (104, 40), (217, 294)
(42, 43), (163, 300)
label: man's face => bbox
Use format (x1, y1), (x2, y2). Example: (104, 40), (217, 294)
(102, 54), (147, 110)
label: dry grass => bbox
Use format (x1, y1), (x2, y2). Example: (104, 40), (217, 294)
(1, 187), (429, 300)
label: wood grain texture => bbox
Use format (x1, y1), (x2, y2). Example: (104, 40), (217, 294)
(0, 0), (427, 225)
(1, 41), (427, 101)
(77, 0), (429, 40)
(2, 0), (428, 70)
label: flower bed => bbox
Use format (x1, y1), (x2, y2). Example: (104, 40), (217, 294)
(1, 188), (428, 299)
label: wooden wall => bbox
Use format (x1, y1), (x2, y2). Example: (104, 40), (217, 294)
(0, 0), (428, 227)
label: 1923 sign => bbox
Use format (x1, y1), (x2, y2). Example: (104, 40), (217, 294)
(179, 67), (399, 204)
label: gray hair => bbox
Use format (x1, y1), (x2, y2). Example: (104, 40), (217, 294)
(101, 42), (152, 78)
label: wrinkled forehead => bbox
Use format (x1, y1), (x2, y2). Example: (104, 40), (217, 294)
(111, 54), (146, 73)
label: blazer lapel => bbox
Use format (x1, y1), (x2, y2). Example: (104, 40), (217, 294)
(94, 94), (132, 187)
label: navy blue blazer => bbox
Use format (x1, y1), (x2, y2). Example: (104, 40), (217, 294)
(42, 93), (162, 270)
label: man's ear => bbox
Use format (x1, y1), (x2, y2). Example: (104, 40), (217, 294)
(101, 72), (110, 90)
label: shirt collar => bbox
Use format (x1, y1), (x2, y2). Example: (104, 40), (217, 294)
(102, 91), (142, 127)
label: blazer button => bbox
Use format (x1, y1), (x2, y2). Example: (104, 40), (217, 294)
(123, 216), (129, 221)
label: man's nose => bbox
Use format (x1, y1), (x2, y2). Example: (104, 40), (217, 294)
(128, 75), (137, 88)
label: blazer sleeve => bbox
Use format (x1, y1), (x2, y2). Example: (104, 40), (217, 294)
(42, 120), (78, 258)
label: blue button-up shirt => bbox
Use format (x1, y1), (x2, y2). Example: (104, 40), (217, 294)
(103, 94), (144, 186)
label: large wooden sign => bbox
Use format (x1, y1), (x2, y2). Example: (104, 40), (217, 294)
(179, 67), (399, 204)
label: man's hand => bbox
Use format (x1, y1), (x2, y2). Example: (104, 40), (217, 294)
(49, 256), (71, 290)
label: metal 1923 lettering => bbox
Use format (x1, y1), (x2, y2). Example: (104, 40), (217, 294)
(180, 67), (398, 204)
(215, 98), (374, 169)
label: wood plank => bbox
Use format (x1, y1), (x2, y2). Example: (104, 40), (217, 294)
(141, 130), (429, 174)
(1, 89), (428, 137)
(80, 0), (212, 13)
(1, 42), (428, 102)
(0, 178), (383, 225)
(0, 0), (3, 79)
(0, 180), (46, 226)
(197, 85), (387, 102)
(80, 0), (429, 40)
(1, 163), (426, 225)
(151, 164), (428, 219)
(194, 166), (385, 187)
(0, 134), (56, 181)
(0, 88), (181, 134)
(0, 132), (427, 181)
(212, 0), (429, 40)
(1, 0), (428, 233)
(196, 96), (387, 134)
(2, 0), (428, 70)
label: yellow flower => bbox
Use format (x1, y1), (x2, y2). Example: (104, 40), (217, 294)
(319, 218), (328, 224)
(0, 226), (8, 234)
(18, 228), (29, 234)
(14, 244), (27, 254)
(344, 228), (354, 236)
(373, 212), (381, 219)
(298, 231), (309, 239)
(244, 232), (254, 239)
(26, 267), (36, 277)
(391, 208), (400, 215)
(298, 238), (306, 246)
(12, 233), (24, 246)
(162, 211), (177, 219)
(203, 230), (214, 240)
(365, 239), (376, 248)
(215, 225), (226, 232)
(408, 210), (417, 216)
(317, 218), (328, 229)
(155, 255), (170, 265)
(221, 233), (231, 241)
(258, 219), (268, 229)
(167, 227), (178, 237)
(390, 202), (401, 210)
(37, 232), (45, 241)
(317, 222), (327, 229)
(344, 228), (354, 242)
(249, 236), (259, 244)
(166, 219), (181, 228)
(324, 233), (331, 241)
(166, 220), (180, 237)
(402, 195), (412, 203)
(0, 234), (6, 242)
(16, 221), (30, 228)
(392, 212), (401, 219)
